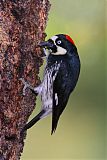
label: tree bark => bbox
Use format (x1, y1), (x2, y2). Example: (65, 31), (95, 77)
(0, 0), (50, 159)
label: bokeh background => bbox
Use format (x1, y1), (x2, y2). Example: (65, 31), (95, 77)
(22, 0), (106, 159)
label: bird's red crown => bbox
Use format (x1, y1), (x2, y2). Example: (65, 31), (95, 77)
(66, 35), (75, 45)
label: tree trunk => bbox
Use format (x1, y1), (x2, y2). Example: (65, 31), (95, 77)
(0, 0), (50, 159)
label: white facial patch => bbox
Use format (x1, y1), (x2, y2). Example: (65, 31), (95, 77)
(50, 36), (67, 55)
(51, 35), (58, 42)
(54, 46), (67, 55)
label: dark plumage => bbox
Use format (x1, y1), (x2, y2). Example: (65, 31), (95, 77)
(20, 34), (80, 134)
(47, 38), (80, 133)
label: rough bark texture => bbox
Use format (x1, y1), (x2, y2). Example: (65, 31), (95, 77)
(0, 0), (50, 159)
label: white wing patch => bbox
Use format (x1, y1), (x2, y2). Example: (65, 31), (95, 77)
(55, 93), (58, 105)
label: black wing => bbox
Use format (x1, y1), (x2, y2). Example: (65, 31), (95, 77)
(51, 62), (72, 134)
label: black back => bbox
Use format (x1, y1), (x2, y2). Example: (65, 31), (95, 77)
(47, 50), (80, 134)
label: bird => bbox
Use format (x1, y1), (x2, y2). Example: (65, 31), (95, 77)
(20, 34), (81, 134)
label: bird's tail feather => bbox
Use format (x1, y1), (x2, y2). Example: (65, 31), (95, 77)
(51, 116), (60, 135)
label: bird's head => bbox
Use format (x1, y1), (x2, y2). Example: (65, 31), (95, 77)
(39, 34), (77, 56)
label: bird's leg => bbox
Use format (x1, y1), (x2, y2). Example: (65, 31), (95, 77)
(19, 78), (41, 95)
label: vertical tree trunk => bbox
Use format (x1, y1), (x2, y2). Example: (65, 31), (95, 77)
(0, 0), (50, 159)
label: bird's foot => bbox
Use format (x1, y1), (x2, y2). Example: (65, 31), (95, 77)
(19, 78), (35, 95)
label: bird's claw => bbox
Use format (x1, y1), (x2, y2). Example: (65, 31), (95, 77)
(19, 78), (34, 96)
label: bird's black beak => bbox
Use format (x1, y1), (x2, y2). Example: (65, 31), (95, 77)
(39, 41), (54, 49)
(39, 40), (57, 54)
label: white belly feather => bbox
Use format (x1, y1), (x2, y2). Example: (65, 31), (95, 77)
(34, 61), (61, 119)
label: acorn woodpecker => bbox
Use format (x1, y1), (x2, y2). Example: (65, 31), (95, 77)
(20, 34), (80, 134)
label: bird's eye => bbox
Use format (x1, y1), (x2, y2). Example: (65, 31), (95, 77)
(57, 40), (62, 45)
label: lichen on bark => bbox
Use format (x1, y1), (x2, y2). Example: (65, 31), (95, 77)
(0, 0), (50, 159)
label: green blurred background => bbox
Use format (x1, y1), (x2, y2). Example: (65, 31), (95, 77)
(22, 0), (106, 159)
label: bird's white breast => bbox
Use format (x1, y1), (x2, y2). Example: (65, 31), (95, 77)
(40, 62), (61, 110)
